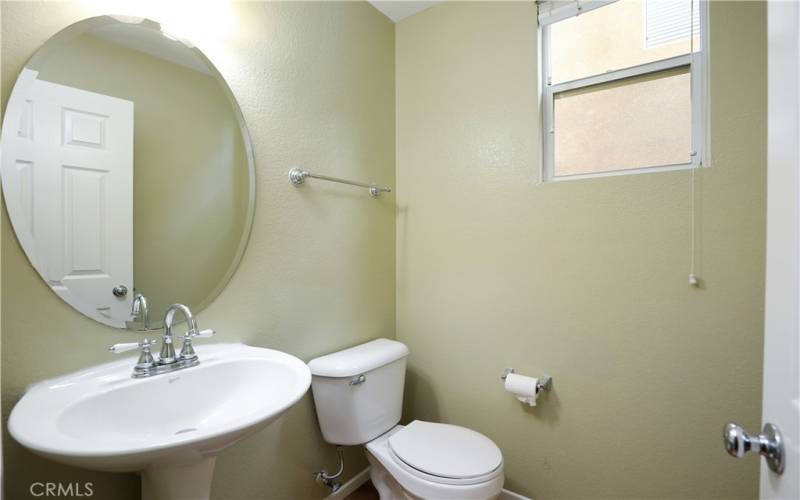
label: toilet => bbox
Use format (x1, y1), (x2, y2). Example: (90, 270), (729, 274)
(308, 338), (504, 500)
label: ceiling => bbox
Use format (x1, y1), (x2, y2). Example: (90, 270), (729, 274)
(368, 1), (441, 22)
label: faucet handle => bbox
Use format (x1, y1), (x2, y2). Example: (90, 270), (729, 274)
(191, 329), (215, 338)
(109, 339), (156, 354)
(179, 329), (215, 361)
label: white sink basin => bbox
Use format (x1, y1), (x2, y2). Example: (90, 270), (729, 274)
(8, 343), (311, 500)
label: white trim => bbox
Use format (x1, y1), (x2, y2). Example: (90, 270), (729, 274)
(546, 162), (695, 182)
(499, 488), (533, 500)
(538, 0), (618, 26)
(321, 465), (533, 500)
(324, 467), (371, 500)
(549, 54), (691, 94)
(536, 16), (547, 185)
(541, 21), (555, 182)
(540, 0), (710, 181)
(548, 54), (692, 94)
(694, 0), (711, 167)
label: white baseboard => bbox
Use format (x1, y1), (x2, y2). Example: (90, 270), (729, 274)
(323, 467), (530, 500)
(499, 488), (532, 500)
(325, 466), (371, 500)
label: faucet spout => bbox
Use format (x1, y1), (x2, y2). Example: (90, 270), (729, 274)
(131, 293), (150, 330)
(160, 304), (197, 364)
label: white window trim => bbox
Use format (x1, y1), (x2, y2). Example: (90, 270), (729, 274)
(540, 0), (710, 182)
(538, 0), (619, 26)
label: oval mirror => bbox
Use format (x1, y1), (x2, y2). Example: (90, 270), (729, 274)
(1, 16), (255, 329)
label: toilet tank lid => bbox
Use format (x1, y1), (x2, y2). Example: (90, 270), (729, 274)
(308, 339), (409, 377)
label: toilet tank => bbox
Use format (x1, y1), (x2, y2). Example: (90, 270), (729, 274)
(308, 339), (409, 446)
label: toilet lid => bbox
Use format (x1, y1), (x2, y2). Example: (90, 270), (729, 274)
(388, 421), (503, 479)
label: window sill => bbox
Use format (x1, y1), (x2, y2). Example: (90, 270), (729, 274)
(544, 161), (705, 182)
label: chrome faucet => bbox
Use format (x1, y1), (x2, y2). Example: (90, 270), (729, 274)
(130, 293), (151, 330)
(109, 302), (215, 378)
(161, 303), (197, 364)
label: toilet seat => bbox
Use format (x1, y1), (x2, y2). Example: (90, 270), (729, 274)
(366, 424), (504, 500)
(387, 421), (503, 485)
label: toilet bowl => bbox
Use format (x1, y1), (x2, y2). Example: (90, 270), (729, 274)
(308, 339), (505, 500)
(365, 422), (504, 500)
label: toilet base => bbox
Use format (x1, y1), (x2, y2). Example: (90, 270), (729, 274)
(367, 450), (418, 500)
(364, 425), (503, 500)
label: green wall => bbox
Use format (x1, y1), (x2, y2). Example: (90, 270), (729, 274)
(1, 1), (769, 499)
(1, 2), (395, 499)
(395, 1), (765, 499)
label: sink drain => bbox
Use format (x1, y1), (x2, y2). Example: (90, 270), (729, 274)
(175, 428), (197, 435)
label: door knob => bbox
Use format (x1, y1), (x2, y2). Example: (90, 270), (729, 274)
(112, 285), (128, 297)
(723, 422), (784, 474)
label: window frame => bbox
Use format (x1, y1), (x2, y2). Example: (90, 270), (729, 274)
(540, 0), (709, 182)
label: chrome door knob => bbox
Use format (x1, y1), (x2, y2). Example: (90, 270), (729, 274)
(112, 285), (128, 297)
(723, 422), (785, 474)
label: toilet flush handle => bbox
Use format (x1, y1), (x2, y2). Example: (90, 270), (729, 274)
(349, 374), (366, 386)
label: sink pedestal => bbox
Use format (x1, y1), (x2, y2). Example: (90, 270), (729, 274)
(141, 457), (216, 500)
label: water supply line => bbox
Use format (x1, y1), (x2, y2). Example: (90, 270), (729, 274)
(315, 445), (344, 493)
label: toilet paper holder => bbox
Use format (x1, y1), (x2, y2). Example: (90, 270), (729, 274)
(501, 368), (552, 393)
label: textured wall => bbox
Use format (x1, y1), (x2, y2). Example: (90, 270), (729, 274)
(1, 1), (769, 499)
(396, 2), (765, 499)
(1, 2), (395, 499)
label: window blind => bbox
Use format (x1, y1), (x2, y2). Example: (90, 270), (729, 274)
(644, 0), (700, 48)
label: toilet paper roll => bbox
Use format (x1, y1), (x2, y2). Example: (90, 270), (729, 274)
(504, 373), (539, 406)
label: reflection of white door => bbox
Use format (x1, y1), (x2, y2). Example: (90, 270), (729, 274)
(1, 69), (134, 327)
(761, 1), (800, 497)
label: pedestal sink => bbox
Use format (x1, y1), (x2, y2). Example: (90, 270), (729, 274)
(8, 343), (311, 500)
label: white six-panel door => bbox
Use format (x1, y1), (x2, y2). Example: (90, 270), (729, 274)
(764, 1), (800, 497)
(1, 69), (134, 327)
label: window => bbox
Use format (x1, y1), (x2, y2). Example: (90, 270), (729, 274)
(540, 0), (707, 180)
